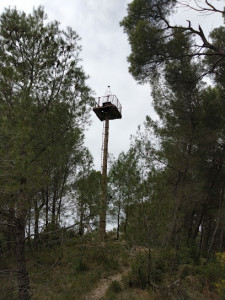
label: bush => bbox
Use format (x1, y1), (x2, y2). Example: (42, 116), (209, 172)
(74, 257), (89, 273)
(102, 280), (123, 300)
(214, 252), (225, 298)
(39, 223), (63, 247)
(127, 249), (165, 289)
(109, 280), (122, 293)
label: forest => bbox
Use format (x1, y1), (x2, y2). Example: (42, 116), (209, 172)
(1, 1), (225, 299)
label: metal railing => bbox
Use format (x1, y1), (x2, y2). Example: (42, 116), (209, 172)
(94, 95), (122, 115)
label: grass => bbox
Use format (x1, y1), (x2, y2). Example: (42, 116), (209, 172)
(27, 235), (130, 299)
(0, 233), (223, 300)
(0, 233), (128, 299)
(102, 279), (151, 300)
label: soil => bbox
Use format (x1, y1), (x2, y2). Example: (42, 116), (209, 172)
(85, 268), (130, 300)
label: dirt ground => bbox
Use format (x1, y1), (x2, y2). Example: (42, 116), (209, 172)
(85, 268), (130, 300)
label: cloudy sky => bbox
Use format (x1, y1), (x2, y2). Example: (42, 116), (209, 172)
(0, 0), (223, 170)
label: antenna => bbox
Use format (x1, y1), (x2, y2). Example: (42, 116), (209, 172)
(105, 85), (112, 96)
(93, 87), (122, 240)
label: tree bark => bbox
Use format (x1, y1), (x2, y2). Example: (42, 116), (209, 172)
(57, 167), (68, 223)
(79, 203), (84, 236)
(45, 188), (49, 228)
(34, 198), (39, 242)
(116, 200), (121, 240)
(208, 184), (225, 253)
(34, 197), (45, 242)
(27, 208), (31, 247)
(51, 189), (57, 225)
(14, 178), (30, 299)
(124, 204), (129, 235)
(15, 217), (30, 300)
(7, 207), (15, 253)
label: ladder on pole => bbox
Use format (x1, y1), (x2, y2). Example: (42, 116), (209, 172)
(101, 120), (106, 174)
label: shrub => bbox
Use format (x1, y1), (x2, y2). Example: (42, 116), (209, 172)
(109, 280), (122, 293)
(74, 257), (89, 273)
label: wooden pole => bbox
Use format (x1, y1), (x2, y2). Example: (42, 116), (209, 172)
(100, 118), (109, 240)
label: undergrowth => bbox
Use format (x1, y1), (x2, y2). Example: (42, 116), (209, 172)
(0, 231), (130, 299)
(0, 231), (224, 299)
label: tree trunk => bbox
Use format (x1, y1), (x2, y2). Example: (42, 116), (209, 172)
(7, 208), (15, 253)
(199, 218), (205, 253)
(124, 204), (129, 235)
(27, 208), (31, 247)
(201, 218), (212, 251)
(34, 198), (39, 242)
(192, 209), (204, 242)
(220, 183), (225, 250)
(15, 217), (30, 300)
(57, 168), (68, 223)
(79, 203), (84, 236)
(208, 183), (225, 253)
(147, 246), (151, 287)
(45, 188), (49, 228)
(34, 197), (45, 242)
(51, 190), (57, 225)
(15, 178), (30, 299)
(116, 200), (121, 240)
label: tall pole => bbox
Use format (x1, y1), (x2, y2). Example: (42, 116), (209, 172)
(100, 118), (109, 240)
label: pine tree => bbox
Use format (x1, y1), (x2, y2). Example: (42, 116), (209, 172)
(0, 7), (92, 299)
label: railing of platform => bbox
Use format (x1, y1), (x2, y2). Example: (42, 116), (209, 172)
(95, 95), (122, 115)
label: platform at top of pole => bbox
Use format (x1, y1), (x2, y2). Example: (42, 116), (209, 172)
(93, 94), (122, 122)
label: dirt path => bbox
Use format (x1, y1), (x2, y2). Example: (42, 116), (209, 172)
(85, 268), (130, 300)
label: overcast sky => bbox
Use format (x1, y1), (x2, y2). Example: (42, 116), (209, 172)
(0, 0), (224, 170)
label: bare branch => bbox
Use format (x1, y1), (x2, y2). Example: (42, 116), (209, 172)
(178, 0), (224, 14)
(205, 0), (224, 13)
(160, 13), (225, 58)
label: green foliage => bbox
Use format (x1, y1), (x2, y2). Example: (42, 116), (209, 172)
(0, 286), (17, 300)
(74, 256), (89, 273)
(120, 13), (225, 252)
(127, 249), (167, 289)
(73, 167), (102, 235)
(102, 280), (123, 300)
(120, 2), (225, 256)
(109, 280), (123, 293)
(120, 2), (225, 258)
(0, 232), (222, 299)
(27, 237), (129, 299)
(121, 0), (176, 81)
(1, 2), (225, 299)
(123, 247), (221, 299)
(121, 0), (224, 83)
(108, 148), (141, 239)
(0, 5), (92, 207)
(38, 223), (63, 246)
(0, 7), (93, 298)
(215, 252), (225, 298)
(103, 2), (225, 299)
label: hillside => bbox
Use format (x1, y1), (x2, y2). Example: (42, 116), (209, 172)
(0, 230), (222, 300)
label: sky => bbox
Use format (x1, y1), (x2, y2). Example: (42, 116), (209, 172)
(0, 0), (224, 171)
